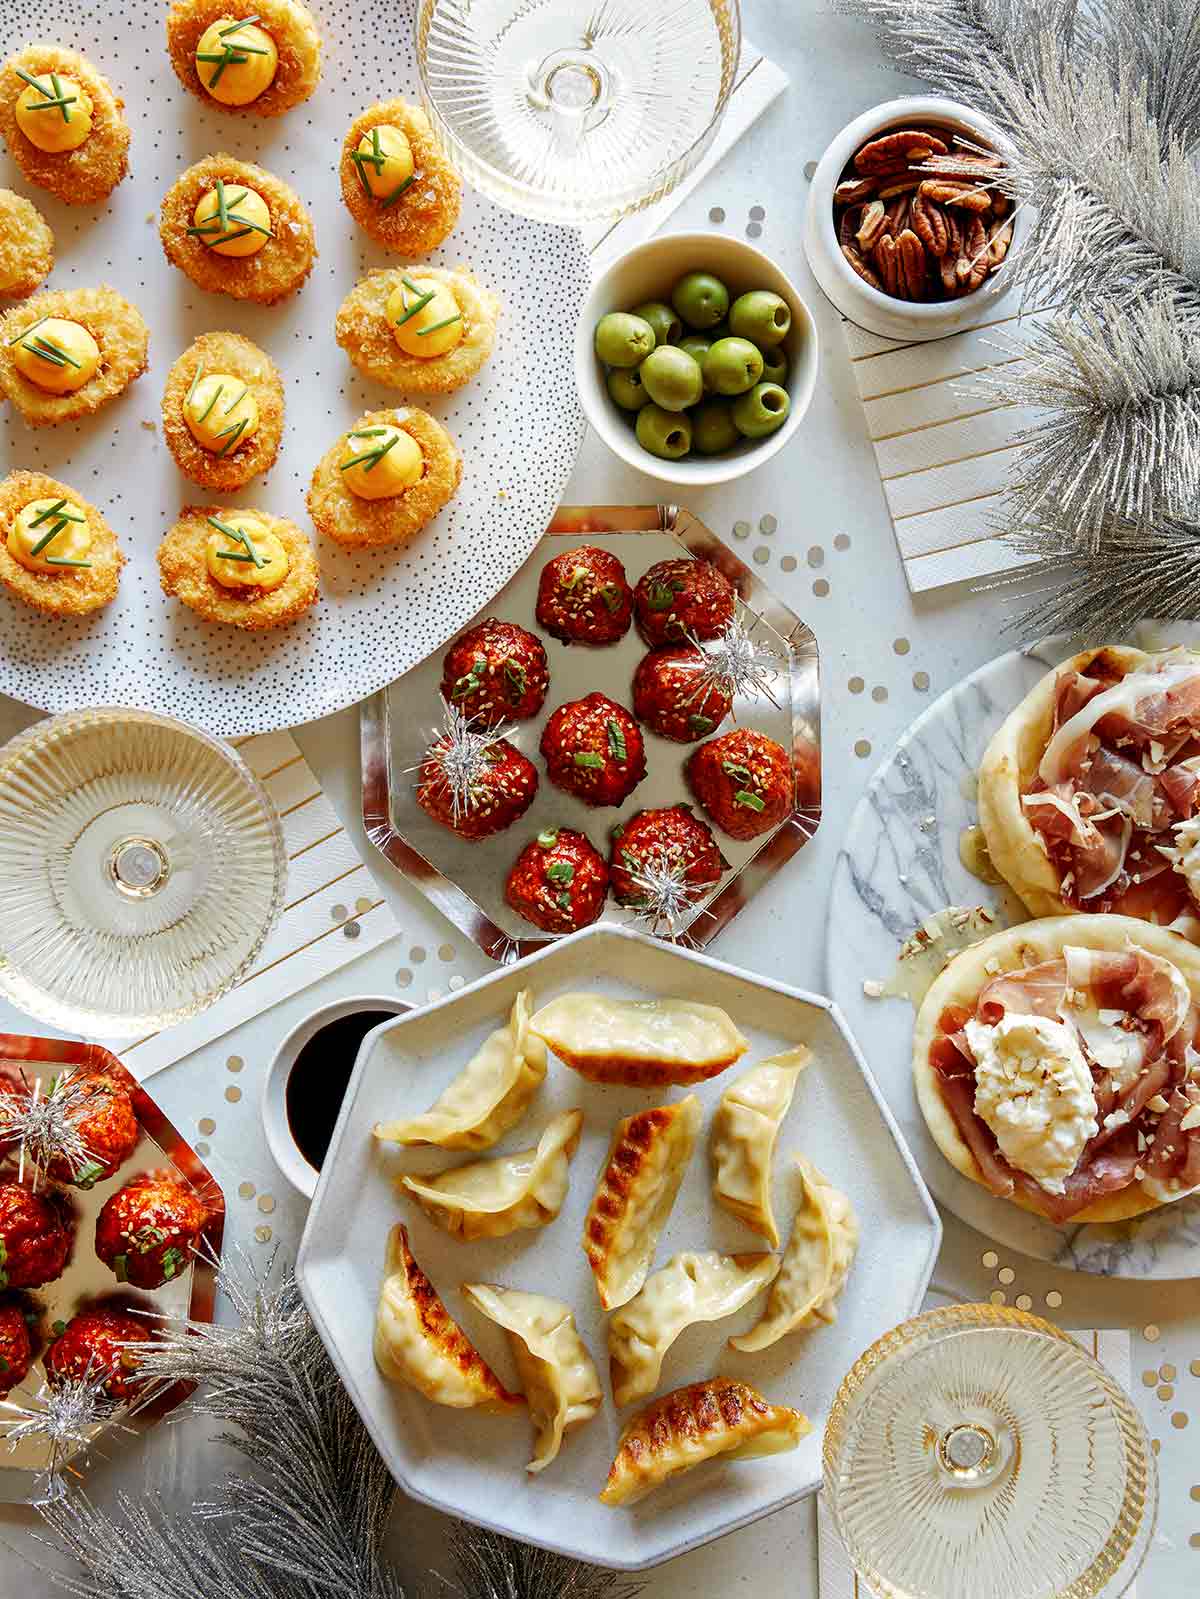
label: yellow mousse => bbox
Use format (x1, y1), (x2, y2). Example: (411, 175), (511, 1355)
(194, 18), (279, 106)
(8, 496), (92, 572)
(339, 420), (423, 500)
(205, 513), (288, 589)
(352, 125), (414, 202)
(11, 317), (100, 393)
(14, 73), (93, 152)
(184, 372), (260, 453)
(386, 276), (463, 358)
(192, 182), (272, 257)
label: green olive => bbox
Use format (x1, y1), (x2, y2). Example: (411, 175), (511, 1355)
(760, 345), (789, 386)
(630, 300), (682, 348)
(636, 403), (692, 460)
(732, 381), (791, 439)
(728, 290), (792, 347)
(677, 333), (713, 366)
(639, 345), (703, 412)
(691, 399), (740, 455)
(670, 270), (730, 330)
(607, 366), (651, 411)
(702, 336), (764, 396)
(594, 311), (655, 368)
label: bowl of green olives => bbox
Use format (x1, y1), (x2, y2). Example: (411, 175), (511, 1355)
(576, 232), (818, 485)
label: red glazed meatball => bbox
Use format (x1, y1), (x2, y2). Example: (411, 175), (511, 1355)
(634, 558), (736, 646)
(45, 1306), (151, 1404)
(440, 620), (549, 726)
(416, 734), (538, 841)
(505, 827), (610, 933)
(687, 728), (795, 840)
(0, 1181), (72, 1290)
(610, 804), (728, 907)
(0, 1302), (33, 1394)
(632, 645), (733, 743)
(535, 545), (633, 645)
(38, 1072), (140, 1188)
(540, 693), (646, 807)
(95, 1175), (206, 1291)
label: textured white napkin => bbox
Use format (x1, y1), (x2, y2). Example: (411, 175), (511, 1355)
(817, 1329), (1135, 1599)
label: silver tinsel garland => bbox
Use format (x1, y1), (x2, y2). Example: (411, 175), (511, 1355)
(30, 1252), (633, 1599)
(845, 0), (1200, 636)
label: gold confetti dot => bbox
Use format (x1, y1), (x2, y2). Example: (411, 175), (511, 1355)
(226, 1055), (243, 1074)
(982, 1251), (999, 1269)
(239, 1181), (256, 1200)
(1190, 1532), (1200, 1550)
(331, 903), (348, 922)
(1144, 1324), (1162, 1342)
(1045, 1291), (1063, 1309)
(1144, 1370), (1160, 1388)
(806, 545), (824, 568)
(257, 1194), (276, 1215)
(224, 1085), (242, 1104)
(1192, 1360), (1200, 1377)
(871, 685), (888, 703)
(1173, 1411), (1189, 1429)
(355, 896), (373, 914)
(1152, 1439), (1161, 1454)
(780, 555), (797, 573)
(410, 945), (427, 963)
(753, 546), (771, 566)
(854, 739), (872, 759)
(1190, 1485), (1200, 1502)
(396, 968), (413, 988)
(437, 943), (456, 961)
(834, 533), (851, 551)
(198, 1117), (216, 1136)
(989, 1289), (1006, 1305)
(255, 1224), (273, 1244)
(848, 677), (864, 694)
(813, 578), (830, 597)
(1162, 1363), (1177, 1381)
(1016, 1295), (1032, 1311)
(913, 671), (930, 692)
(893, 637), (911, 655)
(195, 1140), (210, 1157)
(1159, 1385), (1174, 1401)
(998, 1267), (1015, 1285)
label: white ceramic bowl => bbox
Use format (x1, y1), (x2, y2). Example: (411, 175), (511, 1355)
(575, 231), (819, 486)
(803, 96), (1027, 342)
(262, 994), (409, 1199)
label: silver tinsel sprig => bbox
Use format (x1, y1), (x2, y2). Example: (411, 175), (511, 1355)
(0, 1072), (97, 1188)
(411, 697), (511, 825)
(1, 1370), (123, 1498)
(444, 1525), (641, 1599)
(621, 854), (705, 942)
(682, 618), (782, 710)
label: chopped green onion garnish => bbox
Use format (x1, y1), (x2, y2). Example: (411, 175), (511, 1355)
(646, 581), (675, 611)
(112, 1256), (127, 1283)
(0, 1271), (7, 1291)
(688, 714), (715, 734)
(503, 661), (527, 701)
(600, 582), (623, 613)
(573, 751), (605, 769)
(606, 718), (627, 760)
(734, 789), (766, 812)
(537, 828), (559, 849)
(721, 761), (752, 781)
(161, 1246), (184, 1280)
(75, 1160), (105, 1189)
(546, 861), (575, 884)
(556, 891), (572, 911)
(52, 1319), (67, 1336)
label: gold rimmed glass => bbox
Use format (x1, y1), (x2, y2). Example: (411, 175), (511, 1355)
(823, 1304), (1156, 1599)
(415, 0), (741, 224)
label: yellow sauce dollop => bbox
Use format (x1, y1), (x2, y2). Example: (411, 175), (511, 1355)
(8, 496), (92, 573)
(352, 125), (414, 203)
(194, 18), (278, 107)
(205, 514), (288, 590)
(184, 371), (260, 454)
(386, 276), (463, 358)
(192, 182), (272, 258)
(11, 316), (100, 394)
(339, 420), (423, 500)
(14, 73), (93, 153)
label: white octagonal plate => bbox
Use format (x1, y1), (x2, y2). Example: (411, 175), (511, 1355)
(296, 924), (939, 1572)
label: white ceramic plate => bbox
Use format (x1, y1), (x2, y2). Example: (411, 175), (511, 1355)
(0, 0), (586, 736)
(827, 635), (1200, 1277)
(296, 924), (939, 1571)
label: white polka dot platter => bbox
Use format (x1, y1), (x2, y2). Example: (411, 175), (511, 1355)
(827, 638), (1200, 1277)
(361, 505), (822, 961)
(0, 2), (587, 735)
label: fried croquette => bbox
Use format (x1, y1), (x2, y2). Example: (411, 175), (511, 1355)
(0, 46), (129, 205)
(334, 265), (499, 394)
(162, 331), (284, 490)
(0, 189), (52, 297)
(160, 155), (315, 304)
(166, 0), (321, 117)
(307, 407), (462, 549)
(0, 284), (148, 425)
(339, 100), (461, 256)
(158, 505), (318, 631)
(0, 470), (123, 615)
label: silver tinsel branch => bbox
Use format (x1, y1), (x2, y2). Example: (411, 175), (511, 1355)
(31, 1250), (633, 1599)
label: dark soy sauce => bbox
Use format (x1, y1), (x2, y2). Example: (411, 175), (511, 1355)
(286, 1010), (394, 1172)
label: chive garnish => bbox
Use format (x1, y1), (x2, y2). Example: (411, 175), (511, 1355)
(349, 426), (388, 438)
(22, 94), (77, 113)
(45, 556), (92, 568)
(196, 381), (224, 424)
(222, 382), (249, 413)
(215, 417), (249, 456)
(600, 582), (623, 613)
(350, 127), (388, 175)
(416, 313), (462, 337)
(379, 172), (416, 209)
(218, 13), (260, 34)
(215, 177), (230, 233)
(30, 518), (70, 557)
(392, 288), (436, 328)
(28, 335), (80, 368)
(28, 498), (67, 528)
(215, 548), (255, 563)
(185, 360), (205, 406)
(401, 275), (424, 295)
(207, 513), (263, 567)
(340, 431), (398, 473)
(7, 313), (47, 345)
(14, 68), (51, 96)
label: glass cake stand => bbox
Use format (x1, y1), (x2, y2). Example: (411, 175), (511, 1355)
(0, 707), (286, 1036)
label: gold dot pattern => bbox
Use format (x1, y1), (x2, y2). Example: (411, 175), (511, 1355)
(807, 546), (824, 568)
(239, 1181), (256, 1200)
(257, 1194), (276, 1214)
(893, 638), (910, 655)
(226, 1055), (243, 1073)
(331, 903), (348, 922)
(998, 1267), (1015, 1285)
(225, 1085), (242, 1103)
(834, 533), (851, 551)
(871, 685), (888, 703)
(410, 945), (426, 963)
(982, 1251), (998, 1269)
(1153, 1439), (1161, 1454)
(1173, 1412), (1189, 1429)
(1144, 1370), (1159, 1388)
(759, 515), (777, 534)
(1190, 1486), (1200, 1502)
(195, 1140), (210, 1157)
(849, 677), (864, 694)
(854, 739), (872, 759)
(1192, 1360), (1200, 1378)
(1161, 1363), (1177, 1381)
(255, 1224), (273, 1244)
(753, 547), (770, 565)
(913, 671), (930, 691)
(1144, 1324), (1162, 1342)
(1158, 1385), (1174, 1401)
(396, 968), (413, 987)
(355, 896), (373, 914)
(813, 579), (830, 597)
(438, 943), (456, 961)
(780, 555), (797, 573)
(1190, 1533), (1200, 1550)
(989, 1289), (1006, 1305)
(198, 1117), (216, 1136)
(1016, 1294), (1032, 1311)
(1045, 1291), (1063, 1309)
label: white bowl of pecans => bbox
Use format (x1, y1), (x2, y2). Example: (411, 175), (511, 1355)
(803, 96), (1023, 342)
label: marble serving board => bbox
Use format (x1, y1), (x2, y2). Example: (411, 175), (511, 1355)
(826, 629), (1200, 1278)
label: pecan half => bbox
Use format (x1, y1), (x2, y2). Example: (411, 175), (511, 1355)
(955, 214), (989, 293)
(939, 251), (959, 296)
(991, 193), (1010, 217)
(876, 175), (921, 199)
(841, 243), (883, 290)
(834, 176), (877, 206)
(920, 177), (992, 213)
(944, 208), (963, 259)
(896, 229), (928, 299)
(855, 200), (889, 252)
(874, 232), (900, 296)
(838, 205), (863, 248)
(986, 219), (1013, 268)
(910, 191), (949, 257)
(885, 193), (911, 233)
(854, 128), (949, 173)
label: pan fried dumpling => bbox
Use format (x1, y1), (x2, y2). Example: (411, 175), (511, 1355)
(374, 989), (546, 1150)
(609, 1250), (779, 1408)
(583, 1095), (701, 1310)
(374, 1224), (523, 1411)
(530, 994), (747, 1087)
(462, 1284), (602, 1472)
(729, 1157), (858, 1353)
(600, 1377), (810, 1506)
(710, 1048), (811, 1248)
(398, 1110), (584, 1241)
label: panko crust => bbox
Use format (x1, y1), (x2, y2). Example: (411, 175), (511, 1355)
(0, 284), (148, 425)
(339, 100), (461, 255)
(0, 189), (53, 298)
(159, 155), (316, 304)
(166, 0), (322, 116)
(0, 470), (123, 615)
(307, 406), (462, 549)
(335, 266), (499, 394)
(161, 331), (285, 490)
(157, 505), (319, 631)
(0, 46), (130, 205)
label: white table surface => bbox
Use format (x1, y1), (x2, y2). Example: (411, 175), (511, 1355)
(3, 3), (1200, 1593)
